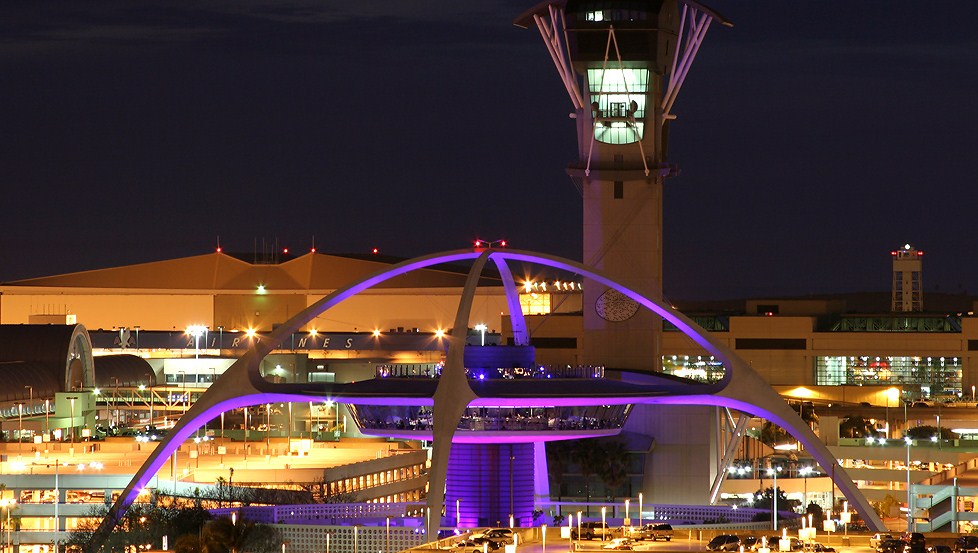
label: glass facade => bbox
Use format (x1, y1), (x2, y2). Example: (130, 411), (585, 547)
(520, 292), (551, 315)
(586, 68), (649, 144)
(815, 355), (962, 396)
(661, 355), (725, 383)
(350, 404), (631, 433)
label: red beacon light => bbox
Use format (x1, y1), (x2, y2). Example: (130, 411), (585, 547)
(283, 248), (289, 254)
(474, 239), (507, 250)
(372, 247), (379, 254)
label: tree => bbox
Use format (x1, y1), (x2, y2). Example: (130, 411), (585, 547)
(840, 416), (879, 439)
(572, 439), (603, 514)
(906, 425), (955, 440)
(546, 440), (574, 502)
(872, 494), (900, 519)
(806, 502), (824, 525)
(201, 516), (251, 553)
(597, 440), (630, 502)
(748, 486), (791, 516)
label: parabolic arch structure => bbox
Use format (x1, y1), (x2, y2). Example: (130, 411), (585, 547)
(87, 248), (884, 550)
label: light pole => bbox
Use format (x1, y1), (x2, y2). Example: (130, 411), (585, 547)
(386, 516), (391, 553)
(67, 396), (79, 450)
(221, 412), (226, 465)
(266, 403), (271, 453)
(17, 403), (23, 455)
(474, 323), (488, 346)
(767, 466), (782, 531)
(904, 399), (913, 531)
(0, 498), (14, 552)
(287, 401), (293, 453)
(577, 511), (582, 547)
(243, 406), (249, 460)
(799, 466), (813, 511)
(600, 506), (607, 541)
(638, 492), (643, 525)
(44, 398), (50, 435)
(509, 447), (515, 527)
(24, 384), (33, 446)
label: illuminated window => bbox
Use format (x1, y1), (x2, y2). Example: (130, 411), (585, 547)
(520, 293), (551, 315)
(816, 355), (962, 397)
(587, 68), (649, 144)
(661, 355), (725, 383)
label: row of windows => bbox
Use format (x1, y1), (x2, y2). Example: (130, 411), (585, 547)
(663, 354), (964, 397)
(327, 464), (424, 496)
(816, 356), (962, 396)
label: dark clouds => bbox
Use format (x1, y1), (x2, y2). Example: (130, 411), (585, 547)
(2, 1), (977, 301)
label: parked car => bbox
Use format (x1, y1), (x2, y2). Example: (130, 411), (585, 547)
(740, 537), (759, 550)
(625, 523), (673, 541)
(804, 543), (836, 553)
(455, 539), (496, 553)
(707, 535), (741, 552)
(872, 535), (896, 548)
(482, 529), (514, 542)
(646, 524), (673, 541)
(572, 522), (612, 540)
(905, 532), (926, 553)
(957, 536), (978, 553)
(754, 536), (782, 551)
(879, 540), (908, 553)
(928, 546), (952, 553)
(603, 538), (635, 550)
(468, 537), (501, 551)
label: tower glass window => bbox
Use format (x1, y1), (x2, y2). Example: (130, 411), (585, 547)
(586, 68), (649, 144)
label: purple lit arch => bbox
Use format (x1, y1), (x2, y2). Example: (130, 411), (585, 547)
(87, 248), (882, 550)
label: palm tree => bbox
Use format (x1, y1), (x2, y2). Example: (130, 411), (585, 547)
(598, 440), (630, 502)
(201, 516), (252, 553)
(573, 439), (603, 515)
(546, 440), (574, 502)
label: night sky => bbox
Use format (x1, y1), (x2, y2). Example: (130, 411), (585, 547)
(2, 1), (977, 301)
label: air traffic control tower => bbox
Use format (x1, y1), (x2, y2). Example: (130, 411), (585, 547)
(515, 0), (732, 503)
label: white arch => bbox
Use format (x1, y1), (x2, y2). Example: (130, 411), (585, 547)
(87, 248), (882, 551)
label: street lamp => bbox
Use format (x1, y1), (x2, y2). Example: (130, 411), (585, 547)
(266, 403), (272, 453)
(67, 396), (79, 450)
(798, 466), (813, 511)
(474, 323), (488, 346)
(767, 466), (782, 531)
(600, 506), (607, 541)
(639, 492), (643, 525)
(17, 403), (23, 455)
(243, 406), (249, 460)
(24, 384), (33, 447)
(0, 498), (14, 552)
(576, 511), (582, 547)
(905, 435), (913, 531)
